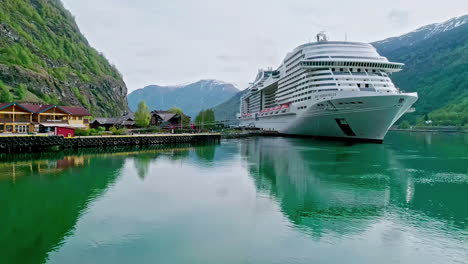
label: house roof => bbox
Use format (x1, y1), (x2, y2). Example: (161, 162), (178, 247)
(61, 106), (91, 116)
(0, 102), (91, 115)
(151, 111), (178, 122)
(92, 116), (134, 126)
(20, 104), (53, 113)
(0, 102), (13, 110)
(92, 118), (120, 125)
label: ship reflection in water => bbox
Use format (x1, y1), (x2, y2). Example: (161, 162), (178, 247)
(0, 134), (466, 264)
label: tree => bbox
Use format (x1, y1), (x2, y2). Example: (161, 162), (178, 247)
(168, 107), (191, 127)
(195, 109), (215, 129)
(398, 120), (411, 129)
(134, 101), (151, 127)
(0, 81), (13, 102)
(17, 84), (27, 100)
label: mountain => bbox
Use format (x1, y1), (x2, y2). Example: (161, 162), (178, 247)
(0, 0), (128, 116)
(128, 80), (239, 117)
(213, 89), (248, 122)
(373, 15), (468, 125)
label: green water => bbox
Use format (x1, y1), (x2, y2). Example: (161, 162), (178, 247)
(0, 132), (467, 264)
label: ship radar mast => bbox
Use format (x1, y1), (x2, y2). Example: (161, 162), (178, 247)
(316, 31), (328, 42)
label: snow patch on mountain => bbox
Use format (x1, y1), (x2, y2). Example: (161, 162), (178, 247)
(373, 14), (468, 53)
(419, 15), (467, 39)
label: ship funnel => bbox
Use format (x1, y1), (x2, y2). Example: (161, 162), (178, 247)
(316, 31), (328, 42)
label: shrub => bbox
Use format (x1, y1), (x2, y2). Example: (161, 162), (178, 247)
(398, 120), (411, 129)
(88, 128), (99, 136)
(0, 81), (13, 102)
(75, 128), (90, 136)
(110, 126), (125, 135)
(17, 84), (27, 100)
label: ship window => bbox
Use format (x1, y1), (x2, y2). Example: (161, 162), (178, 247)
(340, 68), (343, 72)
(358, 69), (361, 72)
(358, 102), (363, 104)
(332, 68), (335, 71)
(365, 84), (369, 88)
(357, 84), (361, 88)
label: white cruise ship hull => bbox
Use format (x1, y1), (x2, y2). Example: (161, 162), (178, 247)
(240, 93), (418, 143)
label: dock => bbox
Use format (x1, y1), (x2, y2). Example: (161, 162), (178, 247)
(0, 134), (221, 153)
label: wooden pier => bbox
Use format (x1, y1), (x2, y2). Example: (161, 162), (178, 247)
(0, 134), (221, 153)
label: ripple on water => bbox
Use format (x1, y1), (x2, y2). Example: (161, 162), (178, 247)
(415, 172), (468, 184)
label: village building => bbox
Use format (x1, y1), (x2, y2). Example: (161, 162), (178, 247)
(90, 113), (135, 130)
(150, 110), (183, 128)
(90, 110), (187, 130)
(0, 102), (91, 134)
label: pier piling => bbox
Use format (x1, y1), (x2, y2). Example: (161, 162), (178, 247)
(0, 134), (221, 153)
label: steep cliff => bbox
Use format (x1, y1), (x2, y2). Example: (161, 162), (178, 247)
(0, 0), (128, 116)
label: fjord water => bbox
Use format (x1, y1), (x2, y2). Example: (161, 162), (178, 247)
(0, 132), (467, 264)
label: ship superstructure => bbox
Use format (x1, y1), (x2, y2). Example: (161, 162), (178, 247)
(238, 32), (418, 142)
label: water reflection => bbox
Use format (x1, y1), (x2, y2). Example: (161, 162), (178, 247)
(0, 144), (213, 264)
(240, 134), (468, 237)
(0, 135), (466, 264)
(194, 143), (217, 162)
(0, 156), (124, 264)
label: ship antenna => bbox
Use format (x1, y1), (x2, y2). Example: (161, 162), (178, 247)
(345, 32), (348, 41)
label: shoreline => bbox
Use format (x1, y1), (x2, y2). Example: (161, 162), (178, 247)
(389, 128), (468, 133)
(0, 134), (221, 154)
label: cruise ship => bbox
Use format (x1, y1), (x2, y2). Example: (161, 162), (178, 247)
(237, 32), (418, 143)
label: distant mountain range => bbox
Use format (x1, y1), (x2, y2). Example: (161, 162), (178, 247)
(128, 80), (239, 117)
(213, 14), (468, 124)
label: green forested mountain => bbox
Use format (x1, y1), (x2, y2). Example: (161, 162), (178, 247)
(0, 0), (128, 116)
(373, 15), (468, 125)
(213, 89), (248, 122)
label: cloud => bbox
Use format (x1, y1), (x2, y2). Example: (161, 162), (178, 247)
(62, 0), (468, 93)
(388, 9), (411, 27)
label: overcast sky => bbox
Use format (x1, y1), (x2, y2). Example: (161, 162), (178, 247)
(62, 0), (468, 93)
